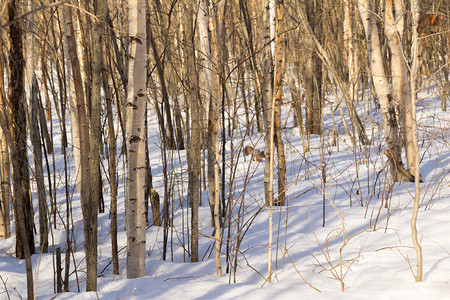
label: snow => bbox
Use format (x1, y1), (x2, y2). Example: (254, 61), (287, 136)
(0, 85), (449, 300)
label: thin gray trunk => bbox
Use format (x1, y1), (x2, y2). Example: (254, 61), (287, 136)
(30, 78), (49, 253)
(182, 1), (201, 262)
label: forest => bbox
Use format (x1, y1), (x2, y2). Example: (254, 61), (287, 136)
(0, 0), (449, 299)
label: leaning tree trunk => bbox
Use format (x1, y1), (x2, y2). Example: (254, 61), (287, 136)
(8, 1), (35, 298)
(126, 0), (148, 279)
(356, 0), (406, 181)
(63, 4), (92, 226)
(384, 0), (418, 177)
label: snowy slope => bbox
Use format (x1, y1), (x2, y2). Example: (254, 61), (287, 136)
(0, 85), (449, 300)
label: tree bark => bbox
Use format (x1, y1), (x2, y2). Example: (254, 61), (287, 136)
(83, 0), (108, 290)
(356, 0), (405, 181)
(8, 1), (35, 298)
(0, 53), (11, 240)
(304, 0), (323, 135)
(25, 0), (49, 254)
(262, 0), (274, 206)
(61, 6), (82, 193)
(203, 0), (223, 276)
(409, 0), (423, 281)
(126, 0), (148, 278)
(63, 4), (91, 220)
(344, 0), (359, 105)
(384, 0), (418, 177)
(103, 39), (119, 275)
(273, 0), (286, 206)
(30, 78), (49, 253)
(182, 1), (201, 263)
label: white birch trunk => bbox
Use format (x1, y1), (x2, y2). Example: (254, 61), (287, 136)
(344, 0), (358, 103)
(198, 0), (212, 125)
(357, 0), (404, 180)
(269, 0), (276, 57)
(126, 0), (147, 279)
(385, 0), (418, 176)
(262, 0), (274, 206)
(198, 0), (214, 225)
(200, 0), (222, 276)
(409, 0), (423, 281)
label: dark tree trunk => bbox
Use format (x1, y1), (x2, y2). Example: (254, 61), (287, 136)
(8, 1), (35, 298)
(30, 77), (49, 253)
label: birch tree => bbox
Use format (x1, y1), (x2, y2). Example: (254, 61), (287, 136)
(200, 0), (223, 276)
(410, 0), (423, 282)
(384, 0), (418, 177)
(343, 0), (359, 104)
(126, 0), (148, 278)
(273, 0), (286, 206)
(262, 0), (274, 206)
(356, 0), (406, 181)
(63, 3), (94, 290)
(199, 0), (216, 227)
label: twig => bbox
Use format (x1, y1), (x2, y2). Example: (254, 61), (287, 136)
(0, 275), (11, 300)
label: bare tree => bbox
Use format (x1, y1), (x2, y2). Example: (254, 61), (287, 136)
(63, 3), (93, 289)
(126, 0), (148, 278)
(26, 0), (48, 254)
(384, 0), (418, 177)
(0, 53), (10, 240)
(180, 0), (202, 263)
(356, 0), (407, 181)
(409, 0), (423, 281)
(262, 0), (274, 206)
(83, 0), (108, 290)
(273, 0), (286, 206)
(7, 1), (35, 298)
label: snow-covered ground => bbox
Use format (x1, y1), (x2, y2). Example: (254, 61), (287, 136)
(0, 84), (449, 300)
